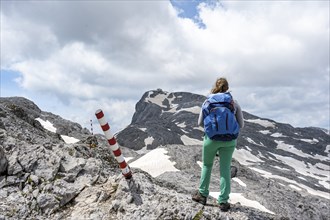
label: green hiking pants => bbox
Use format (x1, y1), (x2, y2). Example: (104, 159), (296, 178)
(198, 136), (236, 204)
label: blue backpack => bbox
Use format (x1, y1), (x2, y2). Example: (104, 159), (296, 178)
(202, 92), (240, 141)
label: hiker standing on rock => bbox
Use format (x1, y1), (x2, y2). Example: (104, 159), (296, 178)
(192, 77), (244, 212)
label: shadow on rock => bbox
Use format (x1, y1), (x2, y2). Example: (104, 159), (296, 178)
(126, 177), (143, 206)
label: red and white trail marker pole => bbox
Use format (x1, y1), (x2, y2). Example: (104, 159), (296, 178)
(95, 109), (132, 179)
(90, 119), (93, 135)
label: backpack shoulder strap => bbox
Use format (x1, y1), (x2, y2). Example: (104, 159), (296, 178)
(202, 99), (211, 118)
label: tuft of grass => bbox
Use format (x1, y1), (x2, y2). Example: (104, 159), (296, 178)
(192, 208), (204, 220)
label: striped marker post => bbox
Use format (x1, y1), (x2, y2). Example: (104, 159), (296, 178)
(95, 109), (132, 179)
(90, 119), (93, 135)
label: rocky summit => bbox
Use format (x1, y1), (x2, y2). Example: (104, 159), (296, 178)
(0, 91), (329, 220)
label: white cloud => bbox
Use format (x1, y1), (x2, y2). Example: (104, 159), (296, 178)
(12, 42), (111, 98)
(1, 13), (59, 66)
(1, 1), (329, 131)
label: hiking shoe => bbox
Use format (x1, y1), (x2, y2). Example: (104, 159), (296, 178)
(192, 191), (207, 205)
(219, 202), (230, 212)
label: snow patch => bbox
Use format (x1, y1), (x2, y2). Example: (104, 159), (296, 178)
(180, 135), (202, 145)
(61, 135), (80, 144)
(233, 148), (264, 166)
(129, 148), (179, 177)
(171, 103), (179, 109)
(298, 176), (307, 181)
(246, 138), (264, 147)
(245, 119), (276, 128)
(271, 132), (286, 138)
(271, 165), (290, 171)
(144, 136), (154, 146)
(176, 122), (186, 128)
(145, 92), (168, 108)
(232, 178), (247, 187)
(325, 145), (330, 154)
(171, 106), (200, 114)
(35, 118), (57, 133)
(245, 146), (252, 151)
(289, 184), (302, 191)
(194, 126), (204, 132)
(300, 138), (319, 144)
(246, 137), (257, 145)
(180, 129), (189, 134)
(259, 130), (271, 135)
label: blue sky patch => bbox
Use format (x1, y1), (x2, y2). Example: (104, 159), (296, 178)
(0, 69), (23, 97)
(170, 0), (219, 28)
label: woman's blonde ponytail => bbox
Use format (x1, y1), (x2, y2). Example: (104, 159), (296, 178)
(211, 77), (229, 94)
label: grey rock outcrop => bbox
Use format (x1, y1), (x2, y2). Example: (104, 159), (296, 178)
(0, 97), (119, 219)
(0, 146), (7, 174)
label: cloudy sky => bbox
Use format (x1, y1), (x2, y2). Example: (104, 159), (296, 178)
(1, 0), (329, 133)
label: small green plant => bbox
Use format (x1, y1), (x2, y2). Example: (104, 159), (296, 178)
(27, 176), (33, 184)
(68, 148), (74, 156)
(192, 208), (204, 220)
(55, 173), (63, 180)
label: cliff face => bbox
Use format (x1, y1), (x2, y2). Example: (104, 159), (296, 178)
(0, 93), (329, 220)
